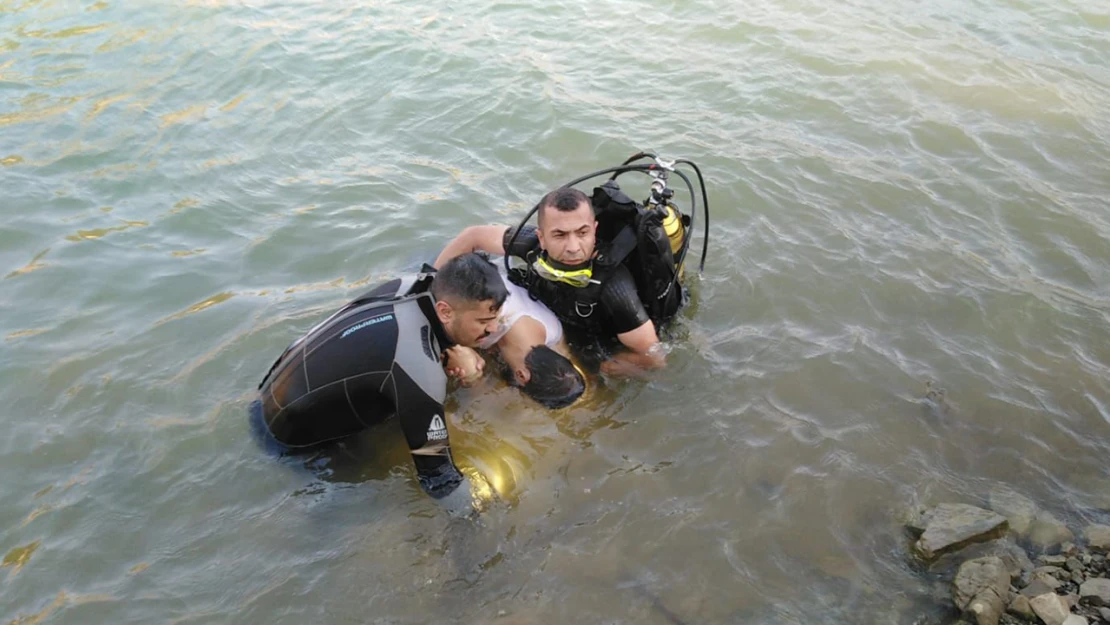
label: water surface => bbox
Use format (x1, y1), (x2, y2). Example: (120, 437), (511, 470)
(3, 0), (1110, 622)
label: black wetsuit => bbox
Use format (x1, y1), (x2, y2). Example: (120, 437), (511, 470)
(256, 271), (463, 498)
(503, 225), (649, 346)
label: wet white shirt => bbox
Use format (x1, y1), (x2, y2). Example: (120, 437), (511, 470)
(478, 271), (563, 350)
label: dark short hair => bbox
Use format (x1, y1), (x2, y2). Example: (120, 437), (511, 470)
(521, 345), (585, 409)
(431, 252), (508, 309)
(538, 187), (591, 227)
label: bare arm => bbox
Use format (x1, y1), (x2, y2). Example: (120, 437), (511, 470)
(600, 319), (665, 376)
(434, 225), (508, 268)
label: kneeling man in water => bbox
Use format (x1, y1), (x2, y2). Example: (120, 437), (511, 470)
(254, 253), (584, 508)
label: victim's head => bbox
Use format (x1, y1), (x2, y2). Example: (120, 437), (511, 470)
(536, 187), (597, 267)
(431, 253), (507, 348)
(519, 345), (585, 409)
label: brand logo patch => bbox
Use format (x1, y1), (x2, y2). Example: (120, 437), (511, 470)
(340, 313), (394, 339)
(426, 414), (447, 441)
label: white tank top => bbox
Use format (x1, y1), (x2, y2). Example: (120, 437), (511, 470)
(478, 270), (563, 350)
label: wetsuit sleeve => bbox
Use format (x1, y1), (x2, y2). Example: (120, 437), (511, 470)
(389, 297), (464, 499)
(503, 224), (540, 260)
(599, 265), (651, 335)
(389, 367), (464, 498)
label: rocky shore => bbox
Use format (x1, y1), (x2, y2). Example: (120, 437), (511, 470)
(907, 489), (1110, 625)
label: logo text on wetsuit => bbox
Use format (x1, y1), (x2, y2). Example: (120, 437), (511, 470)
(340, 313), (394, 339)
(427, 414), (447, 441)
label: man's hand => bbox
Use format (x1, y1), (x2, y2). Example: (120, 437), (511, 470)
(604, 320), (666, 376)
(445, 345), (485, 386)
(437, 476), (479, 519)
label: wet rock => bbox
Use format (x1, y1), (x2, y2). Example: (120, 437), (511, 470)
(1085, 525), (1110, 554)
(1068, 559), (1084, 573)
(1080, 554), (1092, 566)
(1098, 607), (1110, 622)
(1021, 579), (1060, 598)
(1062, 616), (1089, 625)
(954, 557), (1012, 625)
(1030, 593), (1071, 625)
(991, 488), (1039, 536)
(1031, 571), (1064, 590)
(1072, 571), (1087, 585)
(915, 504), (1009, 560)
(1008, 595), (1036, 621)
(1062, 543), (1079, 557)
(1080, 579), (1110, 606)
(1029, 512), (1075, 552)
(1042, 556), (1070, 567)
(932, 539), (1035, 582)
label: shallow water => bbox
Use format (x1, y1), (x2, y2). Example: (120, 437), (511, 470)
(3, 0), (1110, 623)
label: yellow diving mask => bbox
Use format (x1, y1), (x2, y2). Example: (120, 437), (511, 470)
(531, 255), (598, 288)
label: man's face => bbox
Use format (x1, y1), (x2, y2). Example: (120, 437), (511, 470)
(537, 201), (597, 267)
(440, 299), (501, 348)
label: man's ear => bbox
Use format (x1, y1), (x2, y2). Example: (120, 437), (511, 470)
(513, 366), (531, 386)
(434, 299), (453, 325)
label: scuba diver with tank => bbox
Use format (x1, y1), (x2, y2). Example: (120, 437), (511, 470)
(434, 152), (710, 375)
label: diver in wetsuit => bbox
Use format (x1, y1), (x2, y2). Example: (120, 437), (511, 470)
(434, 187), (663, 376)
(255, 253), (582, 509)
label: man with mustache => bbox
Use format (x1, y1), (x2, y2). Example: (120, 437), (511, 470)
(254, 253), (583, 512)
(435, 187), (664, 376)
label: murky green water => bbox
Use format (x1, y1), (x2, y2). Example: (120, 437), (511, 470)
(3, 0), (1110, 622)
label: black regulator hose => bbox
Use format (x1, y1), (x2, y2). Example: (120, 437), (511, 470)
(503, 163), (661, 274)
(611, 152), (657, 176)
(503, 157), (711, 275)
(674, 159), (709, 272)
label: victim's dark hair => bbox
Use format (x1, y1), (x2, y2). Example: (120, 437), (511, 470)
(538, 187), (591, 227)
(431, 252), (508, 309)
(521, 345), (585, 409)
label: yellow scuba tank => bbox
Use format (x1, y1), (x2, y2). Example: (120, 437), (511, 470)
(661, 203), (686, 279)
(662, 203), (685, 256)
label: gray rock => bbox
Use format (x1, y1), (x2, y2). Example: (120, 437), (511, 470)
(1041, 556), (1070, 567)
(1021, 579), (1059, 598)
(991, 488), (1039, 536)
(1035, 566), (1066, 577)
(932, 539), (1035, 582)
(1062, 616), (1088, 625)
(1097, 607), (1110, 622)
(1067, 558), (1084, 573)
(1030, 592), (1071, 625)
(1029, 512), (1075, 552)
(1072, 570), (1086, 585)
(1085, 525), (1110, 553)
(1031, 571), (1064, 590)
(1007, 594), (1036, 620)
(1062, 543), (1079, 557)
(915, 504), (1009, 560)
(953, 557), (1012, 625)
(1081, 578), (1110, 606)
(1080, 554), (1092, 566)
(1065, 593), (1080, 609)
